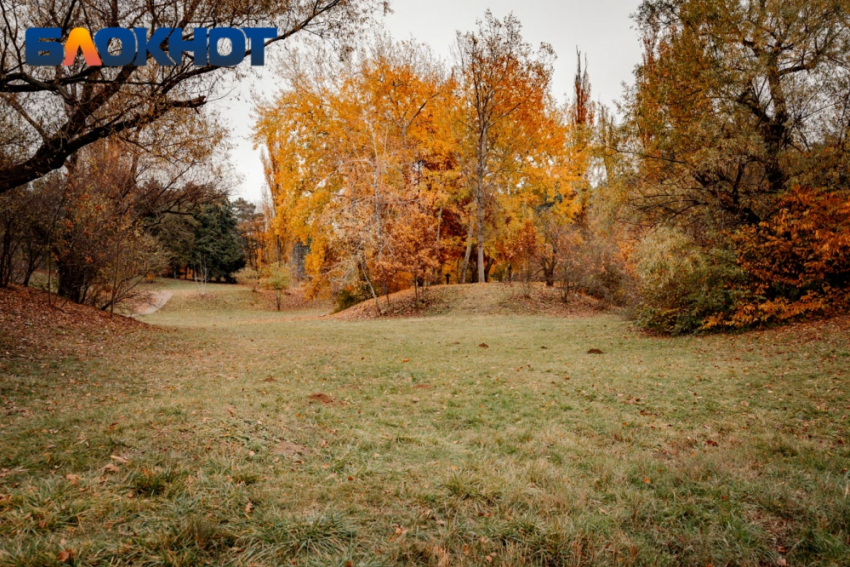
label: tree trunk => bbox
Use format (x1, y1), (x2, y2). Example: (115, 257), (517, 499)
(359, 261), (382, 316)
(460, 220), (474, 284)
(57, 260), (87, 304)
(484, 257), (494, 283)
(476, 159), (486, 284)
(476, 200), (485, 284)
(542, 253), (556, 287)
(0, 225), (12, 288)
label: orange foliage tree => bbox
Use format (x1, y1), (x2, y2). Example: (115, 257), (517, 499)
(453, 12), (570, 284)
(254, 19), (588, 309)
(254, 37), (460, 309)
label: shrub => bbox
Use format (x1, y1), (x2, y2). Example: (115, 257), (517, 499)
(234, 267), (261, 292)
(334, 284), (370, 313)
(261, 263), (292, 311)
(635, 228), (746, 335)
(708, 187), (850, 329)
(555, 228), (634, 306)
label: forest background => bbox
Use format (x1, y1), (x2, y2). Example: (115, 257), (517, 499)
(1, 0), (848, 334)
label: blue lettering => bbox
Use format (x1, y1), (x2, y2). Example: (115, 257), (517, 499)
(242, 28), (277, 66)
(209, 28), (246, 67)
(168, 27), (208, 67)
(25, 26), (276, 67)
(133, 27), (175, 66)
(25, 28), (63, 66)
(93, 27), (136, 66)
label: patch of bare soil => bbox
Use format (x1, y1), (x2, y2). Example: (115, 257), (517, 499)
(0, 285), (147, 361)
(331, 283), (606, 321)
(129, 291), (173, 316)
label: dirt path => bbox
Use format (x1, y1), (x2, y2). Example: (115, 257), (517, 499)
(133, 291), (173, 316)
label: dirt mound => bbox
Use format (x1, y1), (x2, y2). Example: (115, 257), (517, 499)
(0, 285), (146, 361)
(331, 283), (605, 321)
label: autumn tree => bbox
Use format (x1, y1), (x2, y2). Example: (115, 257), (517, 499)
(453, 12), (560, 284)
(624, 0), (850, 230)
(535, 52), (596, 288)
(49, 118), (228, 304)
(0, 0), (389, 196)
(254, 16), (590, 305)
(255, 36), (457, 308)
(0, 178), (62, 287)
(615, 0), (850, 332)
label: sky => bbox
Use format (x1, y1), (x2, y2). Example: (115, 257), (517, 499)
(214, 0), (644, 204)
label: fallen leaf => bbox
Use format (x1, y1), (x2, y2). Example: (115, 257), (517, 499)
(102, 464), (120, 474)
(245, 502), (254, 514)
(65, 474), (80, 485)
(479, 343), (489, 348)
(308, 393), (334, 405)
(110, 455), (128, 464)
(58, 549), (74, 563)
(588, 348), (604, 355)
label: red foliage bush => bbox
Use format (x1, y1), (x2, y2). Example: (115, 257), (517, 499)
(711, 187), (850, 328)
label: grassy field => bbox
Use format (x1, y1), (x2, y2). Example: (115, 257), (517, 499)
(1, 280), (849, 567)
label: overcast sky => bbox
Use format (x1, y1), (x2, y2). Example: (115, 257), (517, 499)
(214, 0), (644, 203)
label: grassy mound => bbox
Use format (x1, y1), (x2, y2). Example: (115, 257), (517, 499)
(333, 283), (605, 321)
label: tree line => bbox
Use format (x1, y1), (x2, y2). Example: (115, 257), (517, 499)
(2, 0), (848, 332)
(254, 15), (609, 313)
(0, 135), (263, 310)
(255, 1), (849, 330)
(0, 0), (383, 309)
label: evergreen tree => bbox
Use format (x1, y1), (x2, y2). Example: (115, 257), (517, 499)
(155, 214), (197, 278)
(191, 202), (246, 282)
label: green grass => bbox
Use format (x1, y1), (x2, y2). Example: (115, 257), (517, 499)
(1, 281), (848, 566)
